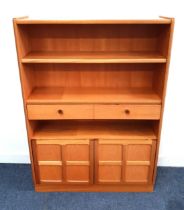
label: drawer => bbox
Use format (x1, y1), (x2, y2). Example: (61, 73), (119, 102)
(27, 104), (93, 120)
(94, 104), (161, 119)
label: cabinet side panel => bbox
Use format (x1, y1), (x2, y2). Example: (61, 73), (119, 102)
(13, 19), (36, 184)
(152, 18), (175, 184)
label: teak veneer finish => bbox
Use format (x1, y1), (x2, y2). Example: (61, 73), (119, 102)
(13, 17), (174, 192)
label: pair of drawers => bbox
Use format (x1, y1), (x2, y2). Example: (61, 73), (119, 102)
(27, 104), (161, 120)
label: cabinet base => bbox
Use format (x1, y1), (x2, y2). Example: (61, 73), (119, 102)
(35, 184), (154, 192)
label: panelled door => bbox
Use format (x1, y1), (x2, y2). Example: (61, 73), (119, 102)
(33, 139), (92, 184)
(95, 139), (156, 184)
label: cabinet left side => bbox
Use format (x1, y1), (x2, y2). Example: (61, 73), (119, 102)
(13, 18), (38, 185)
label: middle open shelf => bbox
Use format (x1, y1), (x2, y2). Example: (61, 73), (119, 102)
(31, 120), (157, 140)
(24, 63), (164, 105)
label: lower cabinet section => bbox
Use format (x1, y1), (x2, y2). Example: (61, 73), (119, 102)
(32, 139), (156, 188)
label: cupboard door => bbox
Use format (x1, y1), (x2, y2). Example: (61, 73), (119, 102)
(125, 140), (156, 184)
(64, 140), (92, 184)
(95, 139), (156, 185)
(34, 140), (92, 184)
(96, 140), (123, 184)
(36, 143), (62, 183)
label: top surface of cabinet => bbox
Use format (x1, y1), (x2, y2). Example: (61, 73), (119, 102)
(14, 18), (172, 24)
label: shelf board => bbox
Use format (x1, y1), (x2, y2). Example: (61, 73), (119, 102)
(27, 87), (161, 104)
(15, 19), (172, 25)
(32, 121), (157, 140)
(21, 51), (166, 64)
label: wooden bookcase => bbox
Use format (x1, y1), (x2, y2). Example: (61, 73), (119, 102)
(13, 17), (174, 192)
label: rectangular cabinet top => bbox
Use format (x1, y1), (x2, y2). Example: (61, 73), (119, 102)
(14, 17), (172, 24)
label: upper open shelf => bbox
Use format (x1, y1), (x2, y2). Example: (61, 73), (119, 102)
(17, 23), (171, 64)
(21, 51), (166, 64)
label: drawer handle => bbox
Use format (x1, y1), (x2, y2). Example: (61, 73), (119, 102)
(57, 109), (63, 114)
(124, 109), (130, 115)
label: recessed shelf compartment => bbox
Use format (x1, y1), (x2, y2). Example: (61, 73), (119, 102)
(31, 121), (157, 140)
(17, 23), (170, 64)
(24, 63), (164, 104)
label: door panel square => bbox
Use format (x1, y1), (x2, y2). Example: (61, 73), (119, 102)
(125, 165), (149, 183)
(99, 145), (122, 161)
(127, 145), (151, 161)
(66, 165), (89, 183)
(39, 165), (62, 182)
(98, 165), (121, 183)
(65, 145), (89, 161)
(37, 144), (61, 161)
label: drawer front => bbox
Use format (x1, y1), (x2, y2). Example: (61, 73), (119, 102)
(94, 104), (161, 119)
(27, 104), (93, 120)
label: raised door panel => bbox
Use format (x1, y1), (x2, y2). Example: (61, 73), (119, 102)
(126, 144), (151, 161)
(37, 144), (61, 161)
(125, 166), (149, 183)
(39, 165), (62, 183)
(64, 142), (91, 184)
(96, 140), (123, 184)
(125, 141), (156, 184)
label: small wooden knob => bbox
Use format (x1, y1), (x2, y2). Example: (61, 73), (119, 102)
(57, 109), (63, 114)
(124, 109), (130, 114)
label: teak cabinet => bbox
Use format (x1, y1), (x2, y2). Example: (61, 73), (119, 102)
(13, 17), (174, 192)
